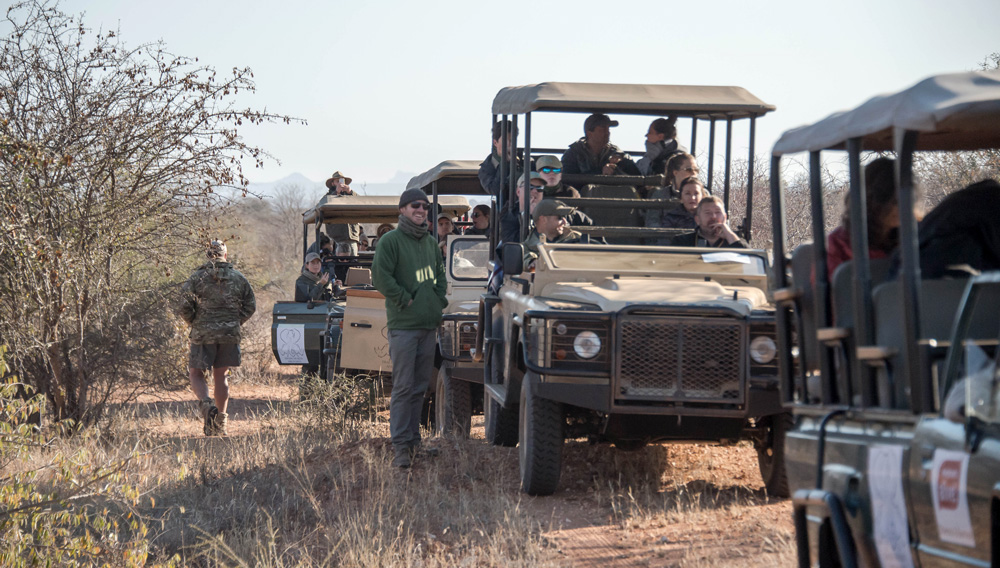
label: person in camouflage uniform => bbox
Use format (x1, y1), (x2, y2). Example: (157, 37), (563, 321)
(178, 240), (256, 436)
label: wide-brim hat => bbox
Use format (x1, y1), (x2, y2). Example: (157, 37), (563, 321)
(325, 171), (353, 189)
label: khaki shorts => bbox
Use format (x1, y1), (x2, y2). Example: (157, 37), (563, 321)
(189, 343), (241, 370)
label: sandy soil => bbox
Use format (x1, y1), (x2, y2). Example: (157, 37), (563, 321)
(139, 375), (795, 567)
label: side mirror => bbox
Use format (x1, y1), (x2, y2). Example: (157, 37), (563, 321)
(502, 242), (524, 276)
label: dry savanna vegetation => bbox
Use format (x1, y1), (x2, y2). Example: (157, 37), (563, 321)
(2, 1), (998, 565)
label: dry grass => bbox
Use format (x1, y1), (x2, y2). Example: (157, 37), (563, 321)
(6, 352), (795, 566)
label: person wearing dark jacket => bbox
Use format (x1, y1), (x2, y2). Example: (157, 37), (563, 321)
(561, 113), (640, 176)
(325, 171), (362, 255)
(636, 117), (687, 175)
(670, 196), (748, 248)
(479, 120), (521, 197)
(465, 204), (491, 236)
(372, 188), (448, 469)
(535, 155), (581, 198)
(178, 240), (256, 436)
(295, 252), (341, 302)
(914, 179), (1000, 278)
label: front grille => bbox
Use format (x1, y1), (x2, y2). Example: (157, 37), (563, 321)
(617, 316), (745, 403)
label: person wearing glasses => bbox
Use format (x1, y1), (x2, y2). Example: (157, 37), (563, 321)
(636, 117), (687, 176)
(561, 113), (640, 176)
(372, 188), (448, 468)
(465, 204), (491, 236)
(534, 155), (580, 199)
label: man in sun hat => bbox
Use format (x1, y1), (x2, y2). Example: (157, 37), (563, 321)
(372, 188), (447, 468)
(324, 170), (362, 255)
(178, 239), (256, 436)
(561, 113), (640, 176)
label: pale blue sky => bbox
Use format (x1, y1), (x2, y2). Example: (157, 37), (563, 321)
(54, 0), (1000, 187)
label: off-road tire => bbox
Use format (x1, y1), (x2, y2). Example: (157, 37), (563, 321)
(435, 366), (471, 438)
(519, 373), (564, 496)
(484, 341), (518, 446)
(755, 411), (793, 498)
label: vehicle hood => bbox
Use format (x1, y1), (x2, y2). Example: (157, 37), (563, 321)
(539, 277), (768, 315)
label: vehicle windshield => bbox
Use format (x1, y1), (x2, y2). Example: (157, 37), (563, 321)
(450, 238), (490, 280)
(546, 248), (766, 277)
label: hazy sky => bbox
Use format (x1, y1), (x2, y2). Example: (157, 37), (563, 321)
(52, 0), (1000, 187)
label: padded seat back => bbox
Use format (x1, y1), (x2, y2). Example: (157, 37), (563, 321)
(344, 267), (372, 287)
(579, 184), (641, 244)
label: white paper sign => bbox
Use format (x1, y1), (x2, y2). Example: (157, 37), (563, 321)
(931, 449), (975, 547)
(276, 324), (309, 365)
(868, 444), (914, 568)
(701, 252), (751, 264)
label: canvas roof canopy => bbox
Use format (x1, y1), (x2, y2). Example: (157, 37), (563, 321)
(772, 70), (1000, 155)
(491, 82), (775, 119)
(303, 195), (470, 225)
(406, 160), (487, 195)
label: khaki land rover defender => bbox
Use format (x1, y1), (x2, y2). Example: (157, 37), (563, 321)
(479, 82), (791, 496)
(270, 194), (469, 384)
(405, 160), (493, 437)
(770, 70), (1000, 567)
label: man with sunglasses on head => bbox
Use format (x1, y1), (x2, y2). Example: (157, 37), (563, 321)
(464, 204), (491, 236)
(372, 188), (448, 469)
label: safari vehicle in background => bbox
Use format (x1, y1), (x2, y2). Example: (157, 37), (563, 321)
(770, 70), (1000, 567)
(405, 160), (493, 436)
(479, 82), (791, 496)
(270, 194), (470, 384)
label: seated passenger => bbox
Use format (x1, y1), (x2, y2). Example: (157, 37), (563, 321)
(465, 204), (491, 236)
(499, 172), (546, 247)
(306, 232), (333, 257)
(437, 213), (460, 257)
(371, 222), (395, 250)
(523, 200), (584, 268)
(561, 113), (641, 176)
(636, 116), (687, 175)
(646, 177), (706, 245)
(827, 158), (919, 276)
(295, 252), (342, 302)
(670, 196), (748, 248)
(915, 178), (1000, 278)
(535, 155), (580, 198)
(479, 119), (521, 197)
(330, 242), (356, 282)
(647, 152), (700, 201)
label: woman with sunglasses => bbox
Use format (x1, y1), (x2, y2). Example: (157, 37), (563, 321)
(535, 155), (580, 199)
(464, 204), (491, 236)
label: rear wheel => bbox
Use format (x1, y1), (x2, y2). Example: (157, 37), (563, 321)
(435, 366), (471, 438)
(755, 412), (793, 498)
(519, 372), (563, 496)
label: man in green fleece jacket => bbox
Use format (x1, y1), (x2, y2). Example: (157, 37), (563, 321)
(372, 188), (448, 468)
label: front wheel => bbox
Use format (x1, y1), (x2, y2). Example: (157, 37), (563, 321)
(435, 366), (471, 438)
(755, 412), (793, 498)
(519, 372), (564, 496)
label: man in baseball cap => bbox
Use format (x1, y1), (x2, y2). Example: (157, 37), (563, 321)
(560, 113), (640, 176)
(522, 199), (583, 268)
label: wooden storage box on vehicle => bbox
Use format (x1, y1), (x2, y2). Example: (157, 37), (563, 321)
(341, 289), (392, 372)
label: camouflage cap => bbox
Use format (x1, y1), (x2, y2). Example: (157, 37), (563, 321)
(207, 239), (227, 260)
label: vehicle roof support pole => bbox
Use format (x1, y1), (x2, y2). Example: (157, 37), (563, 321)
(707, 119), (716, 192)
(690, 118), (698, 157)
(744, 116), (757, 241)
(723, 117), (733, 211)
(508, 114), (518, 241)
(809, 151), (837, 404)
(895, 128), (927, 413)
(770, 155), (796, 404)
(489, 114), (500, 261)
(847, 138), (876, 407)
(520, 112), (532, 242)
(431, 181), (439, 239)
(303, 223), (310, 259)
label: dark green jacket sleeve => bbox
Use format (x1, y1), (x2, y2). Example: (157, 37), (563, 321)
(372, 235), (412, 310)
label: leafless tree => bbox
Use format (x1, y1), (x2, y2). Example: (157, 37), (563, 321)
(0, 1), (302, 425)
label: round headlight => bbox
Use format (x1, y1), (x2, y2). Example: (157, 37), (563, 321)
(555, 323), (567, 335)
(750, 336), (777, 364)
(573, 331), (601, 359)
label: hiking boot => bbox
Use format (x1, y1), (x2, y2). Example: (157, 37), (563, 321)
(198, 397), (214, 421)
(409, 445), (440, 459)
(392, 447), (411, 469)
(213, 412), (229, 436)
(203, 404), (220, 436)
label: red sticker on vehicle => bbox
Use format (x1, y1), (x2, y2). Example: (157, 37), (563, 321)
(937, 459), (963, 510)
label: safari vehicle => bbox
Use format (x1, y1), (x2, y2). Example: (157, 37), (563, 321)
(405, 160), (492, 436)
(479, 82), (790, 496)
(270, 193), (470, 383)
(769, 70), (1000, 567)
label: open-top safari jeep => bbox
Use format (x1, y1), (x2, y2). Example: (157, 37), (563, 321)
(771, 70), (1000, 568)
(406, 160), (493, 436)
(270, 193), (469, 384)
(479, 81), (790, 496)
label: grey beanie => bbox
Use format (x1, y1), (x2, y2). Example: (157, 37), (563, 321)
(398, 188), (428, 208)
